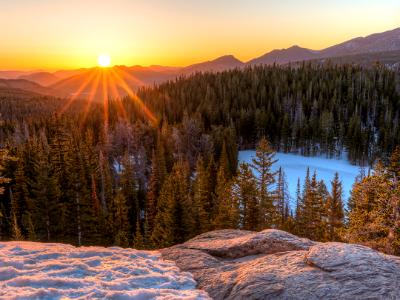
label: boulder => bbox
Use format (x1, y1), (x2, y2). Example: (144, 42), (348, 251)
(161, 229), (400, 299)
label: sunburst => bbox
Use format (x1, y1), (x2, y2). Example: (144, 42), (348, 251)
(59, 56), (157, 129)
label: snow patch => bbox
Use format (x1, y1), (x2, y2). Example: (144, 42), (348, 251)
(0, 242), (210, 300)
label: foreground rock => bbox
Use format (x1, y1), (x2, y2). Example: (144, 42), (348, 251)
(162, 229), (400, 299)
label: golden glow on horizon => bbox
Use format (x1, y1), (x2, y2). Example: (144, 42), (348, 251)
(0, 1), (399, 70)
(98, 55), (111, 67)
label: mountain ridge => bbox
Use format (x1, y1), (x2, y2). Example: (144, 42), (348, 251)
(249, 27), (400, 65)
(1, 26), (399, 98)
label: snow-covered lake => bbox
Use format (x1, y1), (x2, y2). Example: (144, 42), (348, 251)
(239, 151), (361, 206)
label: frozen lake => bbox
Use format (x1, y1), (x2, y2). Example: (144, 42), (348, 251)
(239, 150), (362, 206)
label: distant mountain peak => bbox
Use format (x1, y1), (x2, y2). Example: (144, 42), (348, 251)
(212, 55), (242, 64)
(248, 45), (317, 65)
(182, 55), (244, 74)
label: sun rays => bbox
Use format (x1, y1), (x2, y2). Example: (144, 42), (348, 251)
(59, 65), (158, 129)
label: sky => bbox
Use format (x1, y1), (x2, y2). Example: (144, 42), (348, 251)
(0, 0), (399, 70)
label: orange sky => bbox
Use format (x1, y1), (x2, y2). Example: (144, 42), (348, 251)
(0, 0), (399, 70)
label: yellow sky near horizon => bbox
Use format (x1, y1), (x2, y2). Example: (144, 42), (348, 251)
(0, 0), (399, 71)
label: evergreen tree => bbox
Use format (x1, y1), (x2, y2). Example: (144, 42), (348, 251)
(0, 149), (12, 195)
(301, 172), (327, 241)
(212, 162), (238, 229)
(326, 172), (344, 241)
(348, 161), (400, 255)
(295, 178), (302, 219)
(120, 152), (139, 234)
(12, 158), (29, 239)
(63, 141), (101, 245)
(11, 212), (23, 240)
(276, 167), (290, 229)
(206, 154), (217, 218)
(133, 218), (145, 249)
(388, 145), (400, 180)
(233, 163), (259, 230)
(111, 191), (130, 247)
(146, 150), (158, 235)
(251, 137), (277, 228)
(192, 156), (211, 234)
(30, 147), (60, 241)
(219, 141), (231, 178)
(151, 160), (193, 247)
(98, 150), (112, 214)
(146, 144), (167, 234)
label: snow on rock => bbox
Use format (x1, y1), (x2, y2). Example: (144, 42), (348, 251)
(0, 242), (210, 300)
(162, 229), (400, 299)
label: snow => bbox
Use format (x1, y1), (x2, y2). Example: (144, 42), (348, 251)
(239, 151), (362, 205)
(0, 242), (210, 300)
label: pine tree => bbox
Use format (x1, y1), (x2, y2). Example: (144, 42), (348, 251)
(295, 178), (302, 219)
(146, 150), (158, 235)
(301, 172), (327, 241)
(151, 160), (193, 247)
(0, 149), (12, 195)
(63, 143), (96, 246)
(146, 144), (167, 234)
(120, 152), (139, 234)
(251, 137), (277, 228)
(219, 141), (231, 178)
(192, 156), (211, 234)
(150, 174), (175, 248)
(212, 162), (238, 229)
(388, 145), (400, 180)
(276, 167), (289, 228)
(348, 161), (400, 255)
(98, 151), (112, 214)
(206, 154), (217, 218)
(111, 191), (130, 247)
(326, 172), (344, 241)
(133, 218), (145, 249)
(11, 212), (23, 240)
(12, 157), (29, 239)
(233, 163), (259, 230)
(30, 147), (60, 242)
(0, 148), (12, 240)
(387, 148), (400, 254)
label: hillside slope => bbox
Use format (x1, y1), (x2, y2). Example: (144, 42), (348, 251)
(18, 72), (60, 86)
(0, 79), (57, 97)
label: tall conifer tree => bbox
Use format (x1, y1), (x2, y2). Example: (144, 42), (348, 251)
(251, 137), (277, 228)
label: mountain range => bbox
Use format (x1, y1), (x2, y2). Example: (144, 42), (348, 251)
(248, 27), (400, 65)
(1, 27), (399, 99)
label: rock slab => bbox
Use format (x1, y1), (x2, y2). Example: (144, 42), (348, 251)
(162, 229), (400, 300)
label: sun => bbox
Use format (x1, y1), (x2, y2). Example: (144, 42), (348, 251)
(98, 54), (111, 67)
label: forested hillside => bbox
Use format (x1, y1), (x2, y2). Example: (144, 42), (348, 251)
(0, 64), (399, 254)
(138, 64), (400, 164)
